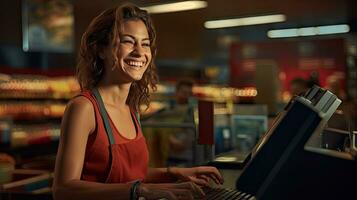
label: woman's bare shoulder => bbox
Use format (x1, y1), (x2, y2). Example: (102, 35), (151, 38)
(62, 95), (96, 134)
(68, 95), (94, 110)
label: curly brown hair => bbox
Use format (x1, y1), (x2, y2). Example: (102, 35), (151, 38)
(76, 2), (158, 112)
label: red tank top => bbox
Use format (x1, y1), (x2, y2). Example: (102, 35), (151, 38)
(79, 90), (149, 183)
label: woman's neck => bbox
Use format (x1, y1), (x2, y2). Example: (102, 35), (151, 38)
(96, 82), (131, 107)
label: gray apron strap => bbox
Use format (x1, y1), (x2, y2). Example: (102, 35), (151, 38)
(92, 88), (115, 145)
(135, 112), (141, 129)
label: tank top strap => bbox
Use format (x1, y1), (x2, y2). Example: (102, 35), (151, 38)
(91, 88), (116, 145)
(134, 112), (141, 129)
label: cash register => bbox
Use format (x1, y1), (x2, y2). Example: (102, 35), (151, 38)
(205, 85), (357, 200)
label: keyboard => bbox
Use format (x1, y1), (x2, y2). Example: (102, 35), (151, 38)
(201, 187), (256, 200)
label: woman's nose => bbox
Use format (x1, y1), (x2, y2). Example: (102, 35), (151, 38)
(132, 44), (145, 56)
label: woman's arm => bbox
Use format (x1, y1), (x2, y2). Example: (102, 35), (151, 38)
(54, 180), (132, 200)
(144, 168), (176, 183)
(53, 97), (133, 200)
(145, 166), (224, 187)
(53, 97), (199, 200)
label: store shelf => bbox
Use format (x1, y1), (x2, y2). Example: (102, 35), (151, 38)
(0, 102), (66, 120)
(0, 74), (71, 164)
(0, 75), (80, 100)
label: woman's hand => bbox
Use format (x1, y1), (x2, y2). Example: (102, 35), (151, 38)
(137, 186), (177, 200)
(168, 166), (224, 187)
(139, 182), (205, 200)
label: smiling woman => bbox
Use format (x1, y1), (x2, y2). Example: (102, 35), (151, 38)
(53, 2), (223, 200)
(76, 4), (157, 112)
(100, 20), (152, 89)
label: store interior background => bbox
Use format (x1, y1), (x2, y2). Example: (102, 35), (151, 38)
(0, 0), (357, 191)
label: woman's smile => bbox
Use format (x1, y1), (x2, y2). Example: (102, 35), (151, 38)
(124, 59), (146, 69)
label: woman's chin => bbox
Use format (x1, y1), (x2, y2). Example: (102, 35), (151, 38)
(132, 75), (143, 81)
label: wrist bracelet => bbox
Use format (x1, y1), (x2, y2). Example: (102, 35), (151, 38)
(130, 180), (141, 200)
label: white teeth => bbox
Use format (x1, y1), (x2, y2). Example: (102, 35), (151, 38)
(127, 60), (144, 67)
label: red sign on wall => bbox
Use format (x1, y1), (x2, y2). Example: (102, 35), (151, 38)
(230, 38), (347, 93)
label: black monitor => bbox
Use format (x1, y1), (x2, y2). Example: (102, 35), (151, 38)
(235, 86), (357, 199)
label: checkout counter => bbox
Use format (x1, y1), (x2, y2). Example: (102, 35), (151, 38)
(206, 86), (357, 199)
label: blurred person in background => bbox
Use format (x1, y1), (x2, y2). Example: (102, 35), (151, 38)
(290, 77), (309, 96)
(326, 75), (346, 101)
(167, 79), (195, 166)
(143, 79), (195, 168)
(53, 3), (223, 200)
(172, 79), (194, 105)
(307, 71), (320, 88)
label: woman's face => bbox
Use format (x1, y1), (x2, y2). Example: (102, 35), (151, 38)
(102, 19), (152, 83)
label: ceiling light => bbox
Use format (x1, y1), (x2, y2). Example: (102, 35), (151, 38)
(141, 1), (207, 14)
(267, 24), (350, 38)
(317, 24), (350, 35)
(267, 28), (299, 38)
(204, 14), (286, 29)
(298, 27), (316, 36)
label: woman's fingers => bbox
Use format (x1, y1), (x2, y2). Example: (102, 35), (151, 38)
(197, 174), (210, 184)
(181, 182), (205, 198)
(196, 167), (224, 184)
(207, 167), (224, 184)
(147, 183), (203, 200)
(198, 174), (210, 181)
(170, 189), (195, 200)
(157, 189), (195, 200)
(141, 184), (180, 200)
(143, 188), (178, 200)
(192, 182), (205, 197)
(190, 176), (209, 187)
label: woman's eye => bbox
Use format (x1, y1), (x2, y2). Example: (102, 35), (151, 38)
(122, 40), (134, 44)
(143, 43), (150, 47)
